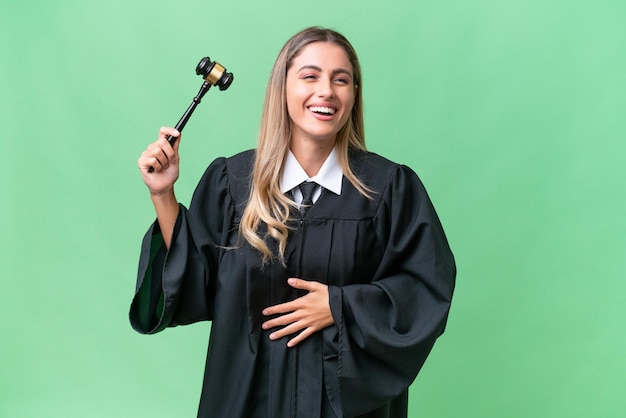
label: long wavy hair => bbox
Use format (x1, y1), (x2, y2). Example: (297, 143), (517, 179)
(239, 26), (371, 264)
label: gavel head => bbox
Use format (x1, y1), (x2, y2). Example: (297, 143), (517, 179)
(196, 57), (234, 91)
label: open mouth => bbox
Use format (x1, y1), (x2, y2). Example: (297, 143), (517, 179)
(308, 106), (336, 116)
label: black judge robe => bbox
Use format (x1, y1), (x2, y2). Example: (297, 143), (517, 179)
(130, 149), (456, 418)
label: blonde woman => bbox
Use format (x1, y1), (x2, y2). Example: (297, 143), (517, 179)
(132, 26), (455, 418)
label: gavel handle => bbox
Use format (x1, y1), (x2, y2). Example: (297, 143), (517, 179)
(148, 81), (212, 173)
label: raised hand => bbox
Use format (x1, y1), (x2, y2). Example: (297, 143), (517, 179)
(138, 127), (181, 196)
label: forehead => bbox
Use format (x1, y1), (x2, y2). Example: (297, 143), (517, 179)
(289, 42), (353, 73)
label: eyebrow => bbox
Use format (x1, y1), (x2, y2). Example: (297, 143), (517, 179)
(296, 65), (353, 78)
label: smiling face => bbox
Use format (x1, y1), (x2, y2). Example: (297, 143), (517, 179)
(285, 42), (356, 149)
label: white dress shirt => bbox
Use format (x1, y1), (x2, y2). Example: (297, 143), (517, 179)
(279, 147), (343, 207)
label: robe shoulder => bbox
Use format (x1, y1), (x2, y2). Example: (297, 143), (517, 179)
(190, 149), (255, 218)
(348, 150), (429, 199)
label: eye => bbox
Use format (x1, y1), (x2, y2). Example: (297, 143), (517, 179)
(334, 76), (350, 85)
(301, 73), (318, 80)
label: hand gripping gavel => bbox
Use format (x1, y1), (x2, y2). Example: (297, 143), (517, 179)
(148, 56), (234, 173)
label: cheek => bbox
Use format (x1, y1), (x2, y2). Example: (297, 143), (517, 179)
(341, 88), (356, 107)
(341, 94), (356, 118)
(286, 86), (307, 114)
(286, 99), (301, 123)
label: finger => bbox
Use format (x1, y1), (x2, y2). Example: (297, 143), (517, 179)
(158, 127), (180, 141)
(287, 278), (320, 292)
(262, 300), (298, 316)
(157, 127), (181, 156)
(146, 152), (167, 172)
(287, 328), (315, 348)
(171, 131), (182, 151)
(158, 148), (172, 169)
(148, 138), (179, 170)
(262, 311), (299, 330)
(268, 320), (306, 341)
(154, 138), (176, 162)
(139, 150), (164, 172)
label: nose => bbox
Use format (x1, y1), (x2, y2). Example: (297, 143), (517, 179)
(317, 76), (335, 98)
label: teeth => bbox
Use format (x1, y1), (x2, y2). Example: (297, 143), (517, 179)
(309, 106), (336, 115)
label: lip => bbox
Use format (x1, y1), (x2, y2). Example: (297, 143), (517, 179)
(307, 103), (338, 120)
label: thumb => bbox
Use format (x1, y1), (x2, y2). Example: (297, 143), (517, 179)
(171, 130), (182, 151)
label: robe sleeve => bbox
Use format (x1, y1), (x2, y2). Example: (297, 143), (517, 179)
(327, 164), (456, 417)
(129, 157), (234, 334)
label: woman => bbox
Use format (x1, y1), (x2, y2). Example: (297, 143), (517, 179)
(131, 26), (456, 418)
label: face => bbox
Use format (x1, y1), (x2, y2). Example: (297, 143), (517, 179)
(285, 42), (356, 147)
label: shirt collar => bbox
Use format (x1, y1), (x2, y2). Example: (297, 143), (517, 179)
(280, 147), (343, 195)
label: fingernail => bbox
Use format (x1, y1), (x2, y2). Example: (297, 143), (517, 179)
(288, 278), (296, 285)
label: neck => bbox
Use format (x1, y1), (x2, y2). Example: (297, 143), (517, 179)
(290, 137), (335, 177)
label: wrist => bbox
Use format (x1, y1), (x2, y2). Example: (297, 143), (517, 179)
(150, 187), (176, 200)
(150, 188), (178, 211)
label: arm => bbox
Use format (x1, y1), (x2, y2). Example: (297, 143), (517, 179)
(130, 153), (235, 334)
(137, 127), (181, 248)
(330, 165), (456, 416)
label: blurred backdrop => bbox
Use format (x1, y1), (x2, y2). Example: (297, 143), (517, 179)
(1, 0), (624, 416)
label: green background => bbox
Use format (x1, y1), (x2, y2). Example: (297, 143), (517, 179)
(1, 0), (624, 416)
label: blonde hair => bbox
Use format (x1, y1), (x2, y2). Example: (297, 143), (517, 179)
(240, 26), (371, 264)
